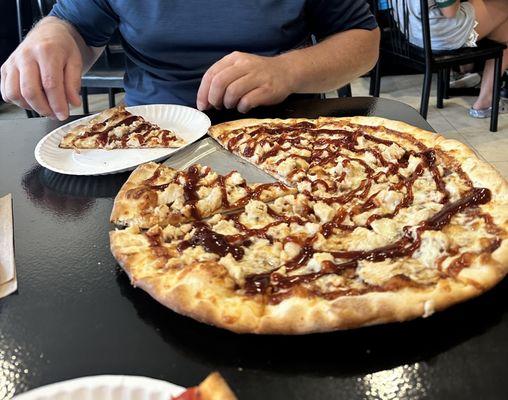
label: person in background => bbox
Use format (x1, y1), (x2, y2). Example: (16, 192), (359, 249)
(0, 1), (380, 121)
(395, 0), (508, 118)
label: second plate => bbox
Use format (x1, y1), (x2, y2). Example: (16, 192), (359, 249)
(34, 104), (211, 176)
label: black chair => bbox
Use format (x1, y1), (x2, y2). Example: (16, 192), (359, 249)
(16, 0), (125, 118)
(370, 0), (506, 132)
(501, 72), (508, 99)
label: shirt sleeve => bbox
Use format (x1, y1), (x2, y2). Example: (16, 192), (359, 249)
(435, 0), (457, 8)
(49, 0), (119, 47)
(305, 0), (378, 40)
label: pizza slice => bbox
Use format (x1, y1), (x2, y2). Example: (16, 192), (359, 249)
(59, 105), (185, 149)
(110, 162), (296, 228)
(172, 372), (237, 400)
(208, 118), (316, 186)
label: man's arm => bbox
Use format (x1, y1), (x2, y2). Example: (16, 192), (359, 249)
(197, 27), (380, 113)
(1, 16), (103, 120)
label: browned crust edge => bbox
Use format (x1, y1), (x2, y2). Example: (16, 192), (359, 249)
(198, 372), (238, 400)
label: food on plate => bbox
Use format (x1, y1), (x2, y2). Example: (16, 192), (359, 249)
(172, 372), (237, 400)
(110, 116), (508, 334)
(59, 105), (185, 149)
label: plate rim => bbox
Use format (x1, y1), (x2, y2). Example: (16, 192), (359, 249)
(13, 374), (185, 399)
(34, 104), (211, 176)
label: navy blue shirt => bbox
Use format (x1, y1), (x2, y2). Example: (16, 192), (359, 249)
(50, 1), (377, 106)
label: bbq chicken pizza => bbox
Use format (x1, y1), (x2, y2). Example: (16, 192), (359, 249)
(110, 116), (508, 334)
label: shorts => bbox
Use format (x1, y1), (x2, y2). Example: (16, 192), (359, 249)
(462, 2), (478, 48)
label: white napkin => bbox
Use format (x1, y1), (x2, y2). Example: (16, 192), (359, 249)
(0, 194), (17, 298)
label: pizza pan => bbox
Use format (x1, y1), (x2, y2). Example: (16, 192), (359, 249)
(34, 104), (211, 176)
(164, 136), (275, 183)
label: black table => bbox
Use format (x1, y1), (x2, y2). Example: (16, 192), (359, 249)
(1, 97), (507, 400)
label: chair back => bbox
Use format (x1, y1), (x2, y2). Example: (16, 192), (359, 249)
(16, 0), (123, 54)
(16, 0), (35, 43)
(373, 0), (433, 65)
(16, 0), (58, 42)
(37, 0), (56, 16)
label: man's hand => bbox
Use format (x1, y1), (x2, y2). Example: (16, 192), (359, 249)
(1, 18), (83, 120)
(197, 51), (295, 113)
(197, 28), (379, 114)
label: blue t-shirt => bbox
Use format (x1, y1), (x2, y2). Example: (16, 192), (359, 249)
(50, 0), (377, 106)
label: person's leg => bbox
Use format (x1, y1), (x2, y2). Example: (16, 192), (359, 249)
(472, 17), (508, 109)
(467, 0), (508, 110)
(459, 64), (474, 74)
(469, 0), (508, 39)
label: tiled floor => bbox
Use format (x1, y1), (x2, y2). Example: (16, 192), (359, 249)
(1, 74), (507, 177)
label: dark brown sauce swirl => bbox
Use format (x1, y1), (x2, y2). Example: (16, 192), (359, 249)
(243, 187), (492, 299)
(177, 222), (244, 260)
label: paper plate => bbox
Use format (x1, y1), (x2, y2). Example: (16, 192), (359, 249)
(34, 104), (211, 176)
(13, 375), (184, 400)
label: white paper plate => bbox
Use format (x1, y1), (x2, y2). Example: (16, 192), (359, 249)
(13, 375), (185, 400)
(34, 104), (211, 176)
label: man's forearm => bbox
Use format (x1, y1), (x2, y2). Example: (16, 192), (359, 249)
(279, 28), (380, 94)
(36, 16), (104, 73)
(197, 26), (380, 112)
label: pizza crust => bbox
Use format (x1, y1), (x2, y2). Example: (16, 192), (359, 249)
(110, 162), (162, 227)
(111, 116), (508, 334)
(110, 228), (505, 335)
(198, 372), (238, 400)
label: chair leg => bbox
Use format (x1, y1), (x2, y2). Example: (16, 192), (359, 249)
(490, 55), (502, 133)
(437, 69), (444, 109)
(420, 68), (432, 119)
(81, 87), (89, 115)
(337, 84), (352, 98)
(443, 68), (450, 99)
(372, 61), (381, 97)
(26, 109), (41, 118)
(345, 83), (352, 97)
(108, 88), (116, 107)
(369, 68), (375, 96)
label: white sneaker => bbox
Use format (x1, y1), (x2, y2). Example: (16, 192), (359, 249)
(450, 72), (481, 89)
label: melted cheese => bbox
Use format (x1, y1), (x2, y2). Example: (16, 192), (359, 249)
(219, 239), (283, 283)
(313, 201), (335, 223)
(412, 231), (449, 268)
(240, 200), (274, 228)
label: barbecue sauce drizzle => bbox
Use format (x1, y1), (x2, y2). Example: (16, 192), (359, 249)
(150, 122), (501, 302)
(130, 164), (292, 219)
(74, 110), (177, 147)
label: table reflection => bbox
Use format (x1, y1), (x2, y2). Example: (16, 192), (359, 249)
(359, 362), (428, 400)
(20, 166), (129, 218)
(0, 334), (34, 400)
(115, 268), (508, 378)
